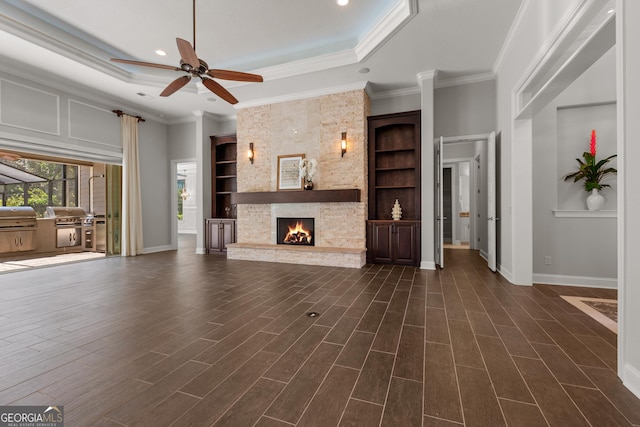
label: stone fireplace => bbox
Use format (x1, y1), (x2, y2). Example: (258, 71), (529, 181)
(226, 88), (370, 268)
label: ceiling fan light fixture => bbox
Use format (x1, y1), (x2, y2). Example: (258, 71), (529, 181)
(109, 0), (262, 104)
(337, 0), (349, 6)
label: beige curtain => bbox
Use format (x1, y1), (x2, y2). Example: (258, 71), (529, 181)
(121, 114), (144, 256)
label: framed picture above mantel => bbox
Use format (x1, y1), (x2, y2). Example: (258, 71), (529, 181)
(277, 154), (304, 190)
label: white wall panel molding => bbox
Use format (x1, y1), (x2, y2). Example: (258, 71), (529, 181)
(0, 78), (60, 135)
(68, 99), (120, 147)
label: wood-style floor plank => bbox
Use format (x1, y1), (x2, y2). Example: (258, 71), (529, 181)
(0, 237), (637, 426)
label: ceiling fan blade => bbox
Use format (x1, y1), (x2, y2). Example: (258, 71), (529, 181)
(110, 58), (180, 71)
(176, 38), (200, 69)
(201, 78), (238, 104)
(160, 75), (191, 97)
(206, 69), (263, 83)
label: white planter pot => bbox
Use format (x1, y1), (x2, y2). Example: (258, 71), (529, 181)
(586, 188), (605, 211)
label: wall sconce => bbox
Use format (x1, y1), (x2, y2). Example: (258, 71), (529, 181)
(341, 132), (347, 157)
(248, 142), (254, 164)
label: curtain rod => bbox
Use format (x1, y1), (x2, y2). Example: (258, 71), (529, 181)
(112, 109), (146, 122)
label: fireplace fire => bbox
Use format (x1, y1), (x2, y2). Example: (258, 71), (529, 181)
(277, 217), (314, 246)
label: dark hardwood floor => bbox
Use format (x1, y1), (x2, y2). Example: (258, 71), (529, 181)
(0, 237), (638, 426)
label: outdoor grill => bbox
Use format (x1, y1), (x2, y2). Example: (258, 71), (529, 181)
(0, 206), (37, 253)
(45, 206), (87, 248)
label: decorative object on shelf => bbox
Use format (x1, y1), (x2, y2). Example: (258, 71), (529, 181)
(586, 189), (605, 211)
(392, 199), (402, 220)
(247, 142), (254, 164)
(341, 132), (347, 157)
(277, 154), (305, 190)
(563, 130), (617, 211)
(299, 157), (318, 190)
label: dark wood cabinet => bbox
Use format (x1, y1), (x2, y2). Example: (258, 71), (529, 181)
(368, 110), (421, 221)
(206, 218), (236, 252)
(367, 220), (420, 266)
(211, 134), (237, 219)
(367, 110), (421, 266)
(209, 134), (237, 254)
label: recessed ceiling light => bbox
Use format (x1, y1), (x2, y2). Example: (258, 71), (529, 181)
(337, 0), (348, 6)
(359, 67), (370, 74)
(136, 92), (153, 98)
(607, 9), (615, 14)
(155, 49), (167, 56)
(206, 97), (217, 102)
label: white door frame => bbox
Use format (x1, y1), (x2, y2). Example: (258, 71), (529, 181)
(171, 158), (197, 250)
(437, 134), (491, 258)
(487, 131), (497, 272)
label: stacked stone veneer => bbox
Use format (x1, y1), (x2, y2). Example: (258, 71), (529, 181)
(227, 89), (370, 268)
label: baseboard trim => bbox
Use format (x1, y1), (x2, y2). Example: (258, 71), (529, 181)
(498, 264), (514, 284)
(143, 245), (173, 254)
(195, 247), (207, 255)
(479, 250), (488, 261)
(624, 364), (640, 400)
(532, 273), (617, 289)
(420, 261), (436, 270)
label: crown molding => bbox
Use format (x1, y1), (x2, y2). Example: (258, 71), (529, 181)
(355, 0), (419, 62)
(0, 0), (414, 90)
(369, 86), (420, 100)
(493, 0), (532, 73)
(0, 62), (170, 124)
(435, 72), (495, 88)
(416, 69), (438, 87)
(246, 50), (358, 85)
(235, 81), (368, 110)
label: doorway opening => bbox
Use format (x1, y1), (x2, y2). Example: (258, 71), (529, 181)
(174, 161), (197, 252)
(437, 135), (493, 270)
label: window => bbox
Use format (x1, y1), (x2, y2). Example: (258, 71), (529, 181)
(1, 159), (79, 217)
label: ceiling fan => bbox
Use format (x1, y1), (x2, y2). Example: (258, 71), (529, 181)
(110, 0), (263, 104)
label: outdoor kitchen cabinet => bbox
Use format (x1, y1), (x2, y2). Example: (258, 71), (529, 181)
(206, 218), (236, 252)
(0, 206), (37, 254)
(0, 230), (35, 253)
(366, 220), (420, 266)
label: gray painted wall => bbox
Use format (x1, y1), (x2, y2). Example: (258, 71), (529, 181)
(435, 79), (496, 137)
(370, 92), (421, 117)
(138, 120), (171, 251)
(532, 47), (617, 283)
(0, 69), (173, 253)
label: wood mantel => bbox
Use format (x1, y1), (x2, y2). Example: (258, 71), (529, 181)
(231, 189), (361, 204)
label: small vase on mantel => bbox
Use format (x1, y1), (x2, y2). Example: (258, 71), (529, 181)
(304, 179), (314, 191)
(586, 188), (605, 211)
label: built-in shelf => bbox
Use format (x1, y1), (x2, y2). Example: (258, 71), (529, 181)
(553, 210), (617, 218)
(375, 148), (415, 153)
(231, 189), (361, 204)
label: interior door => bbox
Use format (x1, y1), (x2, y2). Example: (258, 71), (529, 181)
(435, 136), (444, 268)
(443, 167), (452, 243)
(487, 131), (496, 272)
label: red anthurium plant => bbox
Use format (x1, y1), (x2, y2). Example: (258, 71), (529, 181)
(564, 130), (617, 191)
